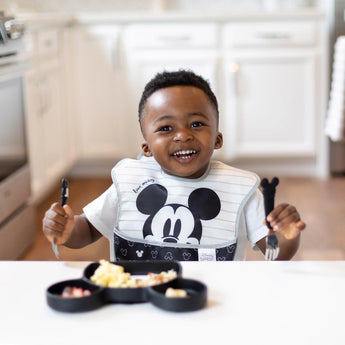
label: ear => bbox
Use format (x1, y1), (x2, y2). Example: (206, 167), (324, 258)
(136, 184), (168, 215)
(214, 132), (223, 150)
(141, 142), (153, 157)
(188, 188), (221, 221)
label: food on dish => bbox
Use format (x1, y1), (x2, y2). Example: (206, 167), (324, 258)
(165, 287), (188, 298)
(61, 286), (92, 298)
(90, 260), (177, 288)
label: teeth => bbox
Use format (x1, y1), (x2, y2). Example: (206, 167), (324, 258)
(173, 150), (197, 157)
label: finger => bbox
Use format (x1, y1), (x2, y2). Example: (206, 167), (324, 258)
(295, 220), (306, 231)
(43, 225), (63, 241)
(43, 216), (66, 232)
(268, 204), (299, 227)
(63, 204), (74, 220)
(267, 203), (291, 222)
(272, 212), (301, 231)
(50, 202), (67, 216)
(44, 209), (68, 227)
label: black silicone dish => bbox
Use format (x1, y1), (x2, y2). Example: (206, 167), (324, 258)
(46, 260), (207, 313)
(46, 279), (104, 312)
(148, 278), (207, 312)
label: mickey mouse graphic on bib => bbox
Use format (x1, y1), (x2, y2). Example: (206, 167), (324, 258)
(137, 184), (221, 244)
(113, 182), (238, 261)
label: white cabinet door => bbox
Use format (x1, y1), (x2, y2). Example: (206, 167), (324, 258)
(72, 25), (128, 160)
(25, 28), (75, 200)
(126, 50), (219, 101)
(223, 50), (317, 160)
(125, 49), (220, 156)
(25, 59), (65, 197)
(123, 23), (220, 157)
(25, 69), (44, 193)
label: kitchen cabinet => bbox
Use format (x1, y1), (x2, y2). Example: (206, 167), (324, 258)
(123, 23), (220, 156)
(22, 12), (328, 181)
(24, 28), (76, 200)
(71, 25), (130, 161)
(221, 21), (324, 162)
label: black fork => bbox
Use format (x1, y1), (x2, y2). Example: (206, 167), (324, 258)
(261, 177), (280, 261)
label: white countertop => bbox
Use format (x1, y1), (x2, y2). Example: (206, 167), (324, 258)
(16, 9), (326, 29)
(0, 260), (344, 345)
(72, 9), (326, 24)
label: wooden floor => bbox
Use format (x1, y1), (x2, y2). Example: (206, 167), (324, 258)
(20, 176), (345, 261)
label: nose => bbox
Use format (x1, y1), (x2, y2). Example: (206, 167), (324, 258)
(173, 127), (193, 142)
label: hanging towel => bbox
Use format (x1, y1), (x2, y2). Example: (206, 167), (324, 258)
(325, 36), (345, 142)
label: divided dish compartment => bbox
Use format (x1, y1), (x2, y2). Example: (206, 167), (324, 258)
(46, 279), (104, 312)
(46, 260), (207, 313)
(83, 260), (182, 303)
(148, 278), (207, 312)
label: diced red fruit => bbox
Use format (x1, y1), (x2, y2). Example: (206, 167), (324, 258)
(61, 286), (92, 298)
(83, 290), (91, 296)
(72, 287), (84, 297)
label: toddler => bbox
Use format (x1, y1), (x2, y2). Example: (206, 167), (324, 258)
(43, 70), (305, 261)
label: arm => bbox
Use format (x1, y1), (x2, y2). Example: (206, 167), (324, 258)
(42, 203), (102, 249)
(63, 214), (102, 248)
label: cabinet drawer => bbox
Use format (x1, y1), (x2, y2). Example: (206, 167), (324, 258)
(37, 29), (59, 57)
(223, 21), (317, 48)
(124, 23), (218, 49)
(0, 165), (30, 224)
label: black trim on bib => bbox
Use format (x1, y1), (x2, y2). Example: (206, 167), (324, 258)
(114, 233), (236, 261)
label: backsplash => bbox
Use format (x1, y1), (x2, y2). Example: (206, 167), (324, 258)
(0, 0), (320, 13)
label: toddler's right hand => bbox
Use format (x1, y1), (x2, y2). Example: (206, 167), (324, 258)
(42, 202), (74, 245)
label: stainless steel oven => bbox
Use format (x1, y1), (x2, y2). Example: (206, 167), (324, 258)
(0, 12), (35, 259)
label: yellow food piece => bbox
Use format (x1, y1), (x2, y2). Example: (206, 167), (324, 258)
(90, 260), (137, 288)
(165, 287), (187, 298)
(90, 260), (177, 288)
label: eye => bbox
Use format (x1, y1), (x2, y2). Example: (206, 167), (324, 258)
(191, 121), (204, 128)
(158, 125), (172, 132)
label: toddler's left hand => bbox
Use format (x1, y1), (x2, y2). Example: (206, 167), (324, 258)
(266, 203), (306, 240)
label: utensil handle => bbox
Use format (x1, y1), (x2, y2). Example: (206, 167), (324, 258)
(260, 177), (279, 229)
(60, 178), (69, 206)
(52, 179), (69, 259)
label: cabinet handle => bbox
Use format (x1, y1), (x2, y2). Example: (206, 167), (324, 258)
(111, 36), (121, 71)
(43, 38), (55, 47)
(229, 62), (239, 97)
(37, 80), (45, 116)
(156, 35), (191, 44)
(255, 32), (291, 40)
(37, 79), (51, 116)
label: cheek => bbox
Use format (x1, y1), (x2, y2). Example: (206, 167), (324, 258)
(147, 135), (168, 150)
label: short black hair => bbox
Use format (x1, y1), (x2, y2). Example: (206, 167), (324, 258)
(138, 69), (219, 123)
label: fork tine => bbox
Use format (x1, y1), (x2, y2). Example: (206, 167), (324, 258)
(266, 251), (270, 261)
(274, 248), (280, 260)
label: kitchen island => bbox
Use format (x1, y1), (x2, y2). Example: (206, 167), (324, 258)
(1, 260), (344, 344)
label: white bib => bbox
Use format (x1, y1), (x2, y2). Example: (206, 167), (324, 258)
(111, 156), (259, 251)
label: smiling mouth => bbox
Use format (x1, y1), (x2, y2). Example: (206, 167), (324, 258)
(171, 149), (197, 160)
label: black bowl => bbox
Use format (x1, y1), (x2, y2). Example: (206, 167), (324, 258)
(46, 279), (104, 312)
(148, 278), (207, 312)
(83, 260), (182, 303)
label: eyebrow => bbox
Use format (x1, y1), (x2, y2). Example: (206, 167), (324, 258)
(153, 112), (209, 125)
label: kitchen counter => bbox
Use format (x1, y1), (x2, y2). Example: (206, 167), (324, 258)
(0, 260), (344, 345)
(72, 9), (326, 24)
(17, 8), (326, 28)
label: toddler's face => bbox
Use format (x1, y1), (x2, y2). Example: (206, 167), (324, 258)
(140, 85), (223, 179)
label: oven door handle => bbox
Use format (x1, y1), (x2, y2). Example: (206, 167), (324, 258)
(0, 22), (9, 43)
